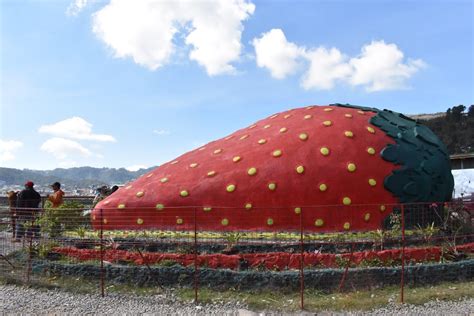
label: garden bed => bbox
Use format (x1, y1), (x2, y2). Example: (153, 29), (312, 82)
(51, 242), (474, 270)
(30, 258), (474, 291)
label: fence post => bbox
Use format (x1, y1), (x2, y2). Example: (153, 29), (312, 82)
(26, 235), (33, 284)
(400, 204), (405, 304)
(338, 242), (355, 292)
(194, 207), (199, 304)
(100, 208), (105, 297)
(299, 208), (304, 310)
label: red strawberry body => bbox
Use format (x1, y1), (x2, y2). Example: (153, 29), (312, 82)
(92, 105), (408, 232)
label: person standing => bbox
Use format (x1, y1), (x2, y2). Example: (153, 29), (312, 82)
(47, 182), (65, 208)
(15, 181), (41, 241)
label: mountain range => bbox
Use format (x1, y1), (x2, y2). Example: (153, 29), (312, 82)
(0, 166), (156, 188)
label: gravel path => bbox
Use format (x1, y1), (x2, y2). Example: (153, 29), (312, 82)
(0, 285), (473, 315)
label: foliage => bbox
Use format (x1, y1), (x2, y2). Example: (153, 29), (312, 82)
(421, 104), (474, 154)
(38, 200), (89, 237)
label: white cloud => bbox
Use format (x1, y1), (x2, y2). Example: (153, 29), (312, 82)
(0, 139), (23, 162)
(38, 117), (116, 142)
(66, 0), (90, 16)
(348, 41), (427, 92)
(301, 47), (352, 90)
(153, 129), (171, 135)
(92, 0), (255, 75)
(252, 29), (304, 79)
(252, 29), (425, 92)
(126, 165), (147, 172)
(40, 137), (92, 160)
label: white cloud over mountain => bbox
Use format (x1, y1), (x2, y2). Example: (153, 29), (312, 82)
(0, 139), (23, 162)
(92, 0), (255, 75)
(253, 28), (426, 92)
(40, 137), (92, 159)
(39, 117), (115, 164)
(39, 117), (116, 142)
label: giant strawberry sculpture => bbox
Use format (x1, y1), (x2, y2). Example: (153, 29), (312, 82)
(92, 104), (453, 232)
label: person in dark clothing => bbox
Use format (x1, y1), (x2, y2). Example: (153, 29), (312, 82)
(15, 181), (41, 241)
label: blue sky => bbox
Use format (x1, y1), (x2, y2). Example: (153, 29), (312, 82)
(0, 0), (472, 170)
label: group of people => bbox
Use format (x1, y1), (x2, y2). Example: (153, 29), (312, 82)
(92, 185), (118, 206)
(7, 181), (64, 241)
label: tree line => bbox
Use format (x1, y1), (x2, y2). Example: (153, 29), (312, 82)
(420, 105), (474, 154)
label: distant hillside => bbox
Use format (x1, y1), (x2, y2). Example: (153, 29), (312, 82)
(418, 105), (474, 154)
(0, 166), (156, 187)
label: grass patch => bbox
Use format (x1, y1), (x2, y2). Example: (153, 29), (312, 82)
(1, 267), (472, 313)
(177, 281), (474, 312)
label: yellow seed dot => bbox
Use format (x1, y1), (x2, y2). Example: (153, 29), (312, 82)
(367, 147), (376, 155)
(358, 110), (365, 115)
(156, 204), (165, 210)
(225, 136), (233, 140)
(347, 163), (356, 172)
(203, 207), (212, 212)
(258, 139), (267, 144)
(343, 197), (352, 205)
(146, 173), (153, 178)
(247, 167), (257, 176)
(160, 177), (168, 183)
(272, 149), (282, 157)
(267, 218), (274, 226)
(221, 218), (229, 226)
(198, 147), (206, 151)
(103, 200), (110, 205)
(380, 205), (386, 212)
(268, 183), (277, 191)
(170, 160), (179, 165)
(279, 127), (288, 133)
(264, 124), (271, 129)
(320, 147), (330, 156)
(299, 133), (308, 141)
(343, 222), (351, 230)
(344, 131), (354, 138)
(118, 203), (126, 209)
(125, 185), (132, 190)
(226, 184), (236, 192)
(296, 165), (305, 174)
(214, 148), (222, 154)
(345, 113), (353, 118)
(136, 191), (144, 198)
(180, 190), (189, 197)
(103, 218), (107, 224)
(207, 170), (216, 177)
(190, 163), (198, 168)
(306, 106), (314, 110)
(270, 114), (278, 119)
(367, 126), (375, 134)
(304, 114), (312, 120)
(368, 179), (377, 186)
(294, 207), (301, 214)
(324, 108), (333, 112)
(284, 114), (292, 119)
(319, 183), (328, 192)
(137, 218), (144, 225)
(245, 203), (252, 210)
(315, 219), (324, 227)
(248, 124), (256, 129)
(364, 213), (371, 222)
(233, 156), (241, 163)
(176, 218), (183, 225)
(323, 120), (332, 126)
(240, 134), (249, 140)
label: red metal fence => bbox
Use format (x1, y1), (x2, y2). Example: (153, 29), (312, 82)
(0, 197), (473, 309)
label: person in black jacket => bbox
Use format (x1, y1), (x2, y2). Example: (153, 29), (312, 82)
(15, 181), (41, 241)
